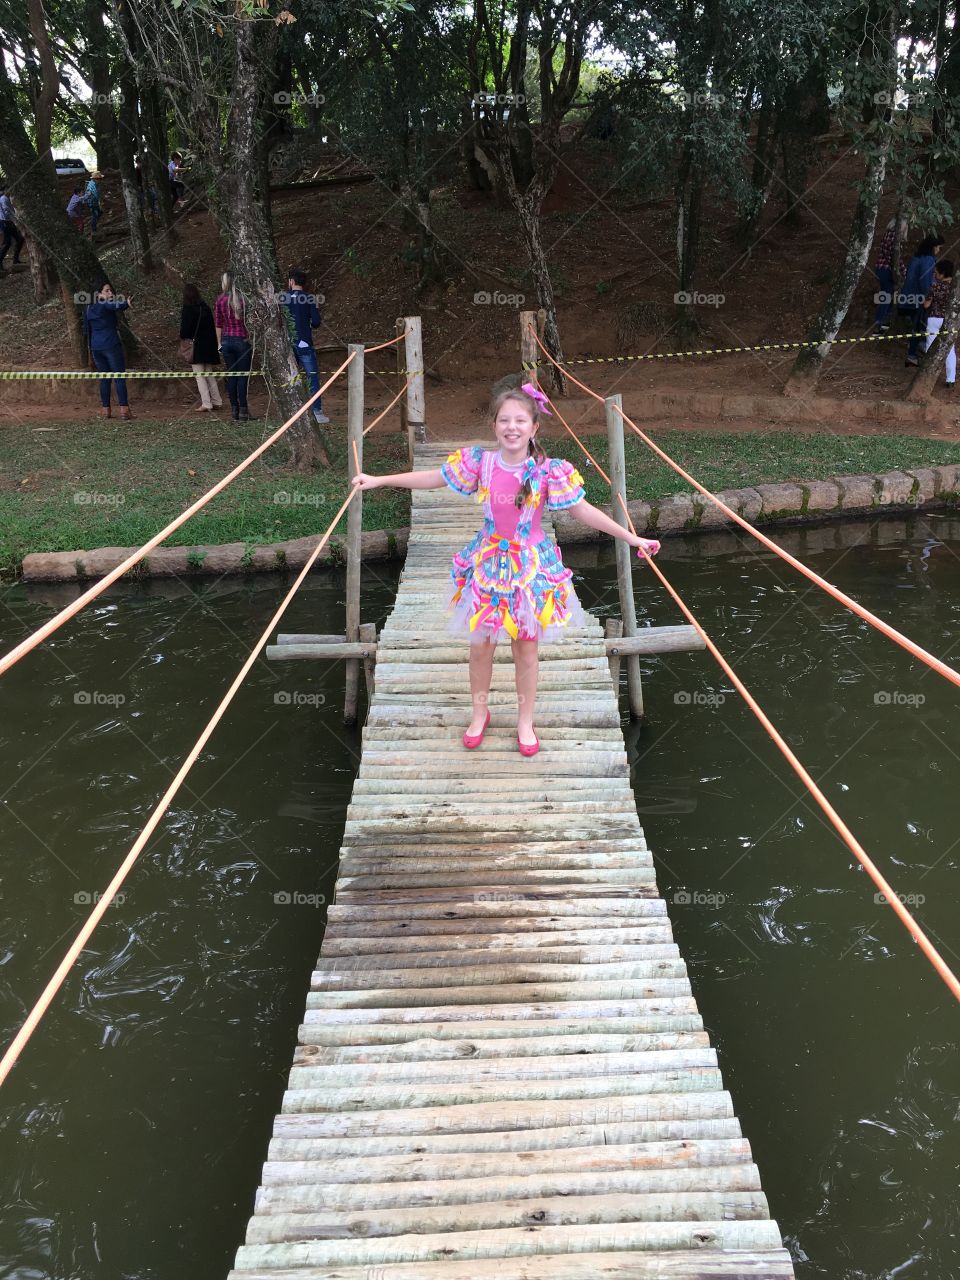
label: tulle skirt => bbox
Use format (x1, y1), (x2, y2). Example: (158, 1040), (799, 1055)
(447, 531), (586, 644)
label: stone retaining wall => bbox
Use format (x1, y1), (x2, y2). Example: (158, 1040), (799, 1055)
(18, 463), (960, 582)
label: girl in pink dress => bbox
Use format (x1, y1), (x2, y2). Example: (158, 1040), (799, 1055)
(354, 384), (660, 756)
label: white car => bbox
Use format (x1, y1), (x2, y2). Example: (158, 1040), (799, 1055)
(55, 158), (89, 177)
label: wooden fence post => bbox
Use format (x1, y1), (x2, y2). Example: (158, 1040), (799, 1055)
(605, 393), (643, 719)
(403, 315), (425, 464)
(519, 309), (538, 386)
(343, 342), (364, 725)
(396, 316), (408, 451)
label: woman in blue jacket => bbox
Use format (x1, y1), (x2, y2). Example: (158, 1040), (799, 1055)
(902, 235), (944, 367)
(85, 282), (133, 420)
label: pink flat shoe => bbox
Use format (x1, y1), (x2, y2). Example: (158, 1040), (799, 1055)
(517, 729), (540, 757)
(463, 709), (491, 750)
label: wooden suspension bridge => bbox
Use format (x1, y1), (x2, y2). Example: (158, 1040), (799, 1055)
(228, 434), (796, 1278)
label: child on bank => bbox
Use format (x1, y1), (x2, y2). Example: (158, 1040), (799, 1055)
(353, 383), (660, 756)
(920, 259), (956, 387)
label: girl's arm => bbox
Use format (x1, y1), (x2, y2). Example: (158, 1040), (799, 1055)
(353, 468), (446, 492)
(567, 499), (660, 552)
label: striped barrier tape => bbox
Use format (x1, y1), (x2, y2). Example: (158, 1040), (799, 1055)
(522, 327), (933, 370)
(0, 368), (421, 380)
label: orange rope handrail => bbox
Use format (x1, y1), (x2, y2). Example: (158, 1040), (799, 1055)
(0, 354), (357, 680)
(634, 530), (960, 1004)
(0, 484), (360, 1089)
(535, 355), (960, 1003)
(365, 329), (408, 352)
(529, 326), (960, 693)
(363, 381), (409, 437)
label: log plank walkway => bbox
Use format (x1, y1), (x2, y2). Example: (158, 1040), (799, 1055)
(229, 443), (795, 1280)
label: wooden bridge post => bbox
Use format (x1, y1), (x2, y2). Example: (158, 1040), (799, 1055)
(343, 342), (365, 725)
(605, 393), (644, 719)
(519, 309), (539, 386)
(403, 316), (425, 464)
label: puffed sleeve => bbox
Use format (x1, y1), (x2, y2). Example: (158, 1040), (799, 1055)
(440, 446), (484, 496)
(546, 457), (586, 510)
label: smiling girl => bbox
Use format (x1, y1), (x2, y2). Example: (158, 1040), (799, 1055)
(353, 383), (659, 756)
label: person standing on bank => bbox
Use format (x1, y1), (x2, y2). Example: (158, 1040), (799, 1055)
(353, 383), (661, 756)
(280, 268), (329, 424)
(0, 187), (24, 270)
(920, 259), (956, 388)
(85, 172), (103, 234)
(85, 282), (133, 420)
(873, 217), (908, 333)
(180, 283), (223, 412)
(215, 271), (258, 422)
(902, 234), (945, 367)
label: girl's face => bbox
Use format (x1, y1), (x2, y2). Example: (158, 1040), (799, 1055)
(493, 398), (537, 456)
(99, 284), (114, 301)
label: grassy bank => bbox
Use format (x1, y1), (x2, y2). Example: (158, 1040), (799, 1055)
(3, 419), (959, 576)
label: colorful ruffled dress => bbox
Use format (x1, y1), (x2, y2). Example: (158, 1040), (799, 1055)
(441, 446), (588, 643)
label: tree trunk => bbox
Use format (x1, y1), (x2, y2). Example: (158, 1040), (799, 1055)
(141, 82), (176, 236)
(0, 61), (106, 365)
(226, 19), (330, 468)
(27, 0), (58, 172)
(514, 191), (564, 394)
(736, 95), (780, 251)
(86, 0), (119, 171)
(25, 235), (55, 304)
(906, 282), (960, 401)
(116, 70), (154, 272)
(675, 143), (705, 340)
(783, 142), (890, 396)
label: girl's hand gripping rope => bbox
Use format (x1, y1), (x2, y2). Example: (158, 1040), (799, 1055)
(635, 537), (661, 562)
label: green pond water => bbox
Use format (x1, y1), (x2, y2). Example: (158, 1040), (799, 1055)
(1, 512), (958, 1279)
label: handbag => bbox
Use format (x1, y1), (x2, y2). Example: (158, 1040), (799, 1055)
(179, 306), (202, 363)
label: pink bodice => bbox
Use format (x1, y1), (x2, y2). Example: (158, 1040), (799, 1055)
(487, 454), (545, 541)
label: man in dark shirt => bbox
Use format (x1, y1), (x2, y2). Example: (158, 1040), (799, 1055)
(0, 187), (23, 269)
(280, 268), (329, 424)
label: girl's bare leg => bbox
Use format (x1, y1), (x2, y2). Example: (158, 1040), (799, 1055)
(467, 638), (496, 735)
(511, 637), (539, 746)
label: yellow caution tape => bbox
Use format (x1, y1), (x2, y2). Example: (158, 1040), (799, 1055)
(0, 367), (421, 381)
(522, 328), (931, 370)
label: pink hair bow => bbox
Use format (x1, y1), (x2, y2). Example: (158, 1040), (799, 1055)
(521, 382), (553, 416)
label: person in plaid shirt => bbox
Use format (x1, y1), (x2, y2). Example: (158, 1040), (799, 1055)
(920, 259), (956, 386)
(873, 217), (908, 332)
(214, 271), (258, 421)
